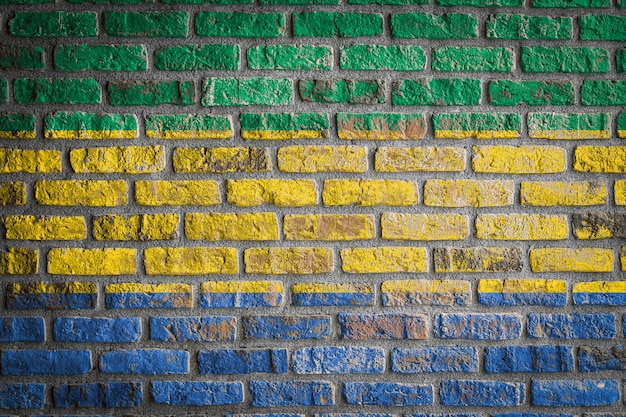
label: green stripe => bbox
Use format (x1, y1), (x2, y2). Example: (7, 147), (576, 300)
(528, 113), (609, 131)
(146, 114), (231, 132)
(618, 113), (626, 131)
(433, 113), (521, 132)
(45, 112), (137, 131)
(0, 113), (35, 132)
(337, 113), (424, 131)
(240, 113), (329, 131)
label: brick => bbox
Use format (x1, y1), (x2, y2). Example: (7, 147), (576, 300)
(53, 382), (142, 408)
(435, 313), (521, 340)
(199, 349), (287, 374)
(162, 0), (251, 3)
(278, 146), (366, 172)
(440, 380), (524, 406)
(293, 346), (384, 374)
(522, 181), (606, 206)
(341, 45), (425, 71)
(45, 112), (137, 140)
(186, 212), (278, 241)
(0, 182), (26, 206)
(292, 282), (374, 306)
(392, 13), (477, 39)
(382, 213), (469, 241)
(0, 79), (6, 103)
(135, 180), (220, 206)
(433, 113), (521, 139)
(486, 14), (572, 39)
(9, 12), (97, 37)
(338, 313), (427, 340)
(433, 47), (514, 72)
(342, 247), (427, 274)
(108, 81), (194, 106)
(284, 214), (374, 241)
(473, 146), (566, 174)
(0, 113), (35, 139)
(393, 79), (481, 106)
(532, 380), (619, 406)
(489, 80), (574, 106)
(228, 180), (316, 207)
(350, 0), (427, 2)
(620, 113), (626, 137)
(293, 12), (382, 37)
(144, 247), (237, 275)
(0, 317), (44, 342)
(201, 280), (283, 308)
(152, 382), (243, 406)
(522, 47), (609, 73)
(337, 113), (426, 140)
(324, 180), (417, 206)
(528, 112), (610, 140)
(0, 46), (43, 70)
(7, 281), (96, 310)
(240, 112), (329, 140)
(146, 114), (232, 139)
(106, 282), (192, 309)
(0, 384), (44, 409)
(478, 279), (566, 306)
(485, 346), (574, 373)
(582, 81), (626, 105)
(70, 145), (164, 174)
(48, 248), (136, 276)
(618, 50), (626, 72)
(248, 45), (332, 70)
(580, 15), (626, 40)
(250, 381), (334, 407)
(0, 148), (61, 173)
(196, 12), (284, 37)
(435, 246), (523, 273)
(150, 316), (236, 341)
(14, 78), (100, 104)
(1, 349), (91, 375)
(4, 216), (86, 240)
(100, 349), (188, 374)
(530, 248), (613, 272)
(382, 279), (470, 306)
(574, 146), (626, 172)
(476, 214), (568, 240)
(203, 77), (291, 106)
(0, 248), (38, 275)
(54, 317), (140, 342)
(425, 180), (514, 207)
(55, 44), (147, 71)
(392, 347), (478, 373)
(579, 346), (626, 371)
(156, 45), (238, 71)
(244, 315), (330, 340)
(572, 213), (626, 239)
(375, 146), (465, 172)
(244, 248), (333, 274)
(94, 213), (178, 241)
(573, 281), (626, 305)
(534, 0), (608, 5)
(343, 382), (433, 406)
(104, 12), (188, 37)
(439, 0), (522, 4)
(617, 180), (626, 204)
(528, 313), (616, 339)
(299, 79), (385, 104)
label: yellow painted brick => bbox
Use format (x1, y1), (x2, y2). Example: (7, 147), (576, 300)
(201, 280), (283, 293)
(341, 247), (427, 273)
(476, 214), (568, 240)
(616, 180), (626, 205)
(0, 182), (26, 206)
(574, 146), (626, 173)
(0, 248), (38, 275)
(4, 216), (86, 240)
(323, 179), (418, 206)
(424, 179), (514, 208)
(622, 247), (626, 272)
(35, 180), (127, 206)
(48, 248), (136, 275)
(144, 247), (237, 275)
(472, 146), (566, 174)
(244, 247), (334, 274)
(375, 147), (466, 172)
(278, 146), (367, 173)
(382, 279), (470, 293)
(93, 214), (178, 241)
(479, 279), (566, 293)
(284, 214), (375, 241)
(530, 248), (613, 272)
(381, 213), (469, 241)
(185, 212), (278, 241)
(0, 148), (61, 173)
(292, 282), (373, 294)
(135, 180), (220, 206)
(521, 181), (607, 206)
(227, 179), (317, 207)
(70, 146), (165, 174)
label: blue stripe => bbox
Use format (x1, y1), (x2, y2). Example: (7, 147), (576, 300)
(292, 292), (374, 306)
(382, 292), (469, 306)
(200, 292), (283, 308)
(7, 293), (97, 310)
(573, 292), (626, 305)
(105, 292), (191, 309)
(479, 292), (566, 306)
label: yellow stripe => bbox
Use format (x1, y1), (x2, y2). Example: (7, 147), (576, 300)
(338, 130), (418, 140)
(478, 279), (566, 293)
(241, 130), (324, 140)
(292, 282), (372, 294)
(528, 129), (610, 140)
(0, 130), (36, 139)
(573, 281), (626, 293)
(382, 279), (469, 294)
(12, 281), (96, 294)
(435, 130), (520, 139)
(105, 283), (192, 293)
(618, 129), (626, 138)
(45, 130), (137, 139)
(201, 281), (283, 293)
(146, 129), (232, 139)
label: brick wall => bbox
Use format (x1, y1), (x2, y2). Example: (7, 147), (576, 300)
(0, 0), (625, 415)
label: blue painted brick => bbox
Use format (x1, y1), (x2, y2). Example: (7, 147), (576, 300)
(435, 314), (521, 340)
(292, 346), (384, 374)
(243, 315), (330, 340)
(391, 347), (478, 373)
(0, 384), (44, 409)
(0, 317), (45, 342)
(579, 346), (626, 371)
(485, 346), (574, 373)
(316, 414), (395, 417)
(293, 292), (375, 306)
(228, 414), (304, 417)
(198, 349), (288, 374)
(478, 292), (566, 306)
(2, 350), (91, 375)
(531, 380), (619, 406)
(409, 415), (482, 417)
(492, 414), (574, 417)
(250, 381), (335, 407)
(54, 317), (140, 342)
(338, 313), (427, 340)
(440, 380), (525, 406)
(150, 316), (236, 342)
(343, 382), (433, 406)
(99, 349), (188, 374)
(152, 381), (243, 406)
(528, 314), (616, 339)
(53, 382), (142, 408)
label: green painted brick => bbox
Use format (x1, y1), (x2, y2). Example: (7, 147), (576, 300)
(163, 0), (249, 3)
(349, 0), (428, 3)
(0, 46), (44, 70)
(0, 114), (35, 138)
(14, 78), (101, 105)
(521, 47), (609, 73)
(340, 45), (425, 71)
(0, 80), (6, 104)
(202, 78), (292, 106)
(196, 12), (284, 38)
(68, 0), (152, 3)
(393, 79), (481, 106)
(580, 15), (626, 40)
(248, 45), (331, 71)
(105, 12), (189, 38)
(432, 47), (514, 72)
(532, 0), (609, 7)
(108, 81), (195, 106)
(618, 50), (626, 72)
(486, 14), (572, 40)
(9, 12), (97, 37)
(489, 81), (574, 106)
(156, 45), (239, 71)
(527, 113), (610, 137)
(240, 113), (329, 133)
(618, 114), (626, 133)
(433, 113), (522, 138)
(260, 0), (339, 3)
(145, 114), (232, 139)
(55, 45), (147, 71)
(293, 12), (383, 37)
(0, 0), (53, 3)
(391, 13), (478, 39)
(620, 0), (626, 7)
(437, 0), (522, 5)
(581, 81), (626, 106)
(299, 79), (385, 104)
(45, 112), (138, 139)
